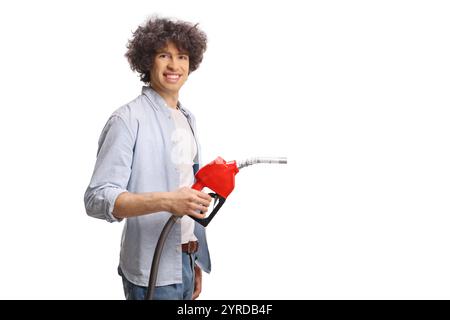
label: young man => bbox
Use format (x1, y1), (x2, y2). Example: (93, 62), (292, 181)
(84, 17), (212, 300)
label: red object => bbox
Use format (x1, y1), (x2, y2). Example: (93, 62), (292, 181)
(192, 157), (239, 198)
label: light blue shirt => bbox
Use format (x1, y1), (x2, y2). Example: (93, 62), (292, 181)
(84, 86), (211, 287)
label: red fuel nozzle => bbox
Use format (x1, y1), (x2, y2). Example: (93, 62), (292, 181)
(192, 156), (239, 199)
(191, 156), (286, 227)
(190, 157), (238, 227)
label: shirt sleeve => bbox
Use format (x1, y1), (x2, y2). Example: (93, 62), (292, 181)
(84, 115), (135, 223)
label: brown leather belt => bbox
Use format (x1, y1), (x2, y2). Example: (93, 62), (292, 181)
(182, 241), (199, 254)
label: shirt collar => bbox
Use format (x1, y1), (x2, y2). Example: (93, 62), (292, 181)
(141, 86), (190, 118)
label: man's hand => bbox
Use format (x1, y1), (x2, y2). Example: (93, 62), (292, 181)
(167, 187), (212, 219)
(192, 264), (202, 300)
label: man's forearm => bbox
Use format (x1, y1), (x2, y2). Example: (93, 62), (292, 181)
(112, 191), (171, 219)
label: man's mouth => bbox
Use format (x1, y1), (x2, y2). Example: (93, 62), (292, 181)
(163, 72), (182, 83)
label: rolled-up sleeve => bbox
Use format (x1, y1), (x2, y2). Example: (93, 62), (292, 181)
(84, 115), (135, 223)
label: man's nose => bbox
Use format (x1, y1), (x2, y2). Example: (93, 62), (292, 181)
(167, 57), (179, 70)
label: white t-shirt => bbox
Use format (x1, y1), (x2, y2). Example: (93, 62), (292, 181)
(169, 107), (198, 243)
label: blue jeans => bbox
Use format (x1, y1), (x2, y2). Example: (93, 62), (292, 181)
(120, 252), (196, 300)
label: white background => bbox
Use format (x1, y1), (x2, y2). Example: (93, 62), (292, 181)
(0, 0), (449, 299)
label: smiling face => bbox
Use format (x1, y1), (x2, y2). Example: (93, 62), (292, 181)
(149, 41), (190, 99)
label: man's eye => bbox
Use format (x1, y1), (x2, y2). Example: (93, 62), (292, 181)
(159, 54), (168, 58)
(179, 55), (189, 60)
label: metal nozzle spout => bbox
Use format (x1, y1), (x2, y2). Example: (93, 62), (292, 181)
(237, 157), (288, 169)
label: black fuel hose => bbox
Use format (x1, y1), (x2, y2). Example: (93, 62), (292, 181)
(145, 215), (179, 300)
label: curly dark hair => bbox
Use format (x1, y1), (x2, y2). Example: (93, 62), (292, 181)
(125, 17), (208, 84)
